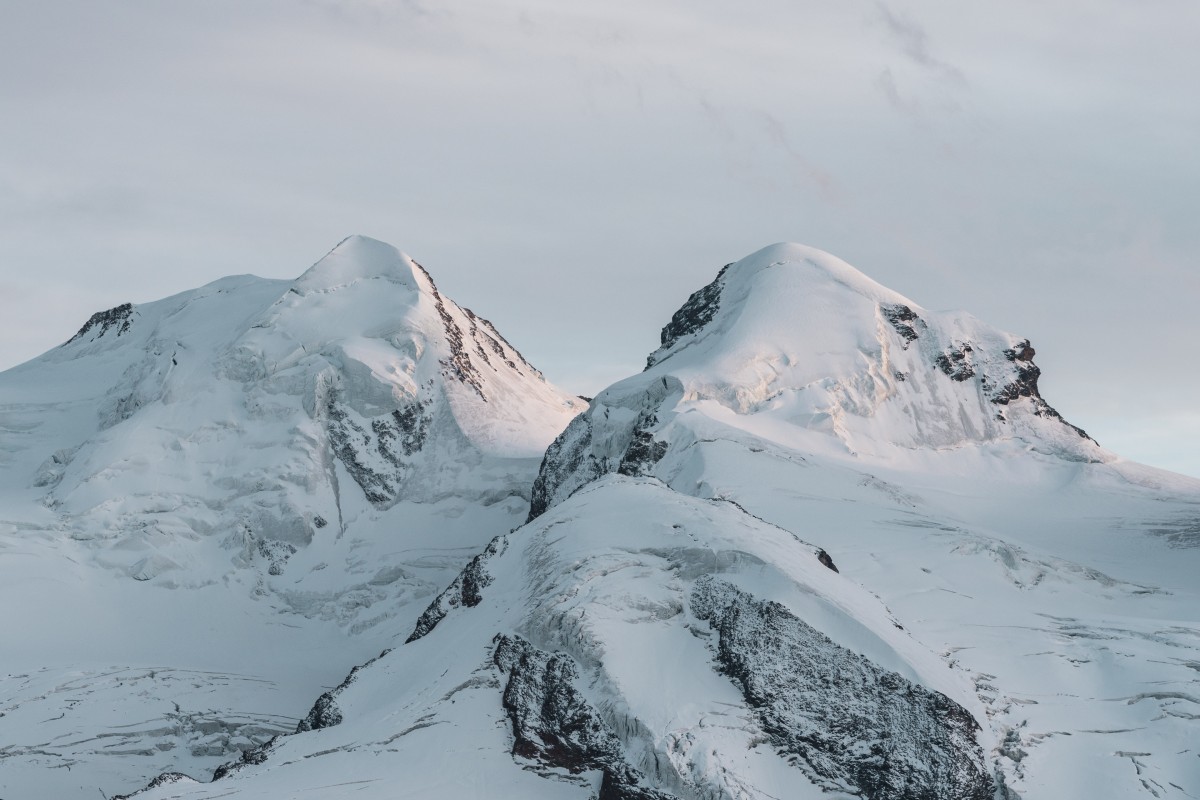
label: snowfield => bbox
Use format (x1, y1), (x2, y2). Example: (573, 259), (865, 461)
(2, 239), (1197, 799)
(0, 236), (584, 798)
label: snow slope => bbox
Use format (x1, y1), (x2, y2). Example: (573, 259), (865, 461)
(8, 240), (1199, 800)
(0, 236), (584, 798)
(111, 242), (1200, 800)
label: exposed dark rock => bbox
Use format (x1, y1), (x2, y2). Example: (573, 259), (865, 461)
(372, 400), (431, 464)
(406, 535), (510, 643)
(691, 577), (993, 800)
(66, 302), (133, 345)
(463, 306), (524, 373)
(617, 412), (668, 478)
(1005, 341), (1036, 363)
(530, 376), (682, 522)
(324, 392), (395, 505)
(646, 264), (731, 369)
(467, 306), (543, 377)
(296, 691), (342, 732)
(255, 538), (297, 576)
(211, 735), (279, 781)
(295, 649), (392, 733)
(528, 416), (604, 522)
(991, 340), (1093, 441)
(312, 515), (328, 529)
(881, 303), (923, 347)
(817, 549), (840, 573)
(935, 344), (976, 382)
(411, 260), (488, 400)
(111, 771), (199, 799)
(492, 635), (676, 800)
(324, 390), (434, 506)
(993, 341), (1041, 406)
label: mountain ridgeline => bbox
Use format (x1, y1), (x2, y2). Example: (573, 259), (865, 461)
(2, 240), (1198, 800)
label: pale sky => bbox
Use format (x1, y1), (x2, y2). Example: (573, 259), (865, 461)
(2, 0), (1198, 478)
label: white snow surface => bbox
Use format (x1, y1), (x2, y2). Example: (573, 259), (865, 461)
(639, 243), (1105, 460)
(0, 236), (584, 798)
(4, 240), (1199, 800)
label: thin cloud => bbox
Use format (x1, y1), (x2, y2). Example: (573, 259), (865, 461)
(759, 112), (840, 202)
(874, 2), (966, 84)
(875, 67), (921, 116)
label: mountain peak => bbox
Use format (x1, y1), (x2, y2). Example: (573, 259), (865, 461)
(292, 235), (426, 295)
(647, 242), (921, 371)
(726, 242), (919, 308)
(617, 242), (1101, 463)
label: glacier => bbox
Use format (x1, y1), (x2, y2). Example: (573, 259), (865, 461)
(2, 239), (1198, 800)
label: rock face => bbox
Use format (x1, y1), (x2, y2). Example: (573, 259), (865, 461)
(295, 649), (391, 733)
(492, 635), (677, 800)
(66, 301), (134, 344)
(692, 577), (992, 800)
(406, 534), (509, 643)
(645, 264), (730, 369)
(881, 303), (923, 345)
(616, 412), (669, 478)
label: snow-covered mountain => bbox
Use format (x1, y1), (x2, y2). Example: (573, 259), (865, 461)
(0, 236), (585, 798)
(5, 241), (1199, 800)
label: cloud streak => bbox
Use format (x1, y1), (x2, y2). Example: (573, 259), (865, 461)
(873, 1), (966, 84)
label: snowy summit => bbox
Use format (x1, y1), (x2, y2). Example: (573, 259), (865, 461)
(1, 239), (1197, 800)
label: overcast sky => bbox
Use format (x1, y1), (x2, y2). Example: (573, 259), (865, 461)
(2, 0), (1198, 477)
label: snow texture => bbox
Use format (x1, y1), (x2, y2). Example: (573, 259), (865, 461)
(692, 576), (991, 800)
(5, 239), (1200, 800)
(0, 236), (584, 799)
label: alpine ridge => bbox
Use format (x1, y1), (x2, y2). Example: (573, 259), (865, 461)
(4, 240), (1199, 800)
(0, 236), (585, 798)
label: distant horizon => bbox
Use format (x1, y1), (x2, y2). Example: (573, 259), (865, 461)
(4, 231), (1198, 481)
(3, 1), (1197, 478)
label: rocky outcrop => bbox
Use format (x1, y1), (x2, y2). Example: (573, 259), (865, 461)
(373, 402), (432, 463)
(880, 303), (924, 346)
(935, 343), (977, 382)
(406, 535), (510, 643)
(411, 259), (489, 400)
(817, 548), (840, 572)
(989, 340), (1093, 440)
(323, 388), (433, 506)
(528, 415), (604, 521)
(295, 649), (392, 733)
(66, 302), (133, 344)
(877, 298), (1090, 443)
(492, 635), (677, 800)
(111, 771), (200, 799)
(691, 577), (993, 800)
(210, 736), (279, 781)
(616, 412), (668, 477)
(646, 264), (731, 368)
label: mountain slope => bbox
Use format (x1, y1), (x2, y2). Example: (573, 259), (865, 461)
(534, 242), (1099, 520)
(117, 243), (1200, 800)
(0, 236), (585, 798)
